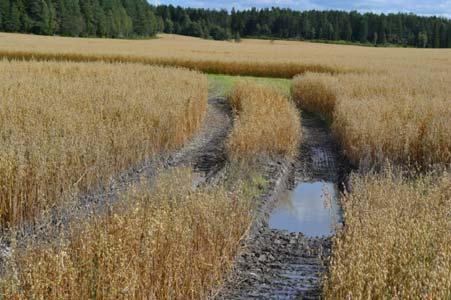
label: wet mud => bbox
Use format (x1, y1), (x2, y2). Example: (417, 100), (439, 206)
(1, 97), (349, 300)
(168, 97), (232, 184)
(0, 97), (232, 267)
(218, 111), (349, 300)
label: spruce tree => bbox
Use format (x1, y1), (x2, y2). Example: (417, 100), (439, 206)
(0, 0), (6, 30)
(59, 0), (84, 36)
(41, 0), (58, 34)
(27, 0), (43, 32)
(359, 17), (368, 42)
(378, 16), (387, 44)
(93, 0), (106, 36)
(447, 24), (451, 48)
(5, 2), (21, 32)
(80, 0), (96, 36)
(433, 22), (440, 48)
(0, 2), (449, 47)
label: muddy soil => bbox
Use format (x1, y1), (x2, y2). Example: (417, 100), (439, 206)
(1, 95), (349, 300)
(168, 97), (231, 184)
(217, 111), (349, 300)
(0, 97), (232, 264)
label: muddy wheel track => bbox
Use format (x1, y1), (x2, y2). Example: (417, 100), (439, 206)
(218, 111), (349, 300)
(1, 95), (348, 300)
(0, 97), (232, 265)
(296, 111), (346, 183)
(169, 97), (231, 181)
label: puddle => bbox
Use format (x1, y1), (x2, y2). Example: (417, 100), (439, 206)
(269, 182), (341, 236)
(191, 172), (205, 188)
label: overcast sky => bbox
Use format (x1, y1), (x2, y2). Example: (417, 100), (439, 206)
(148, 0), (451, 18)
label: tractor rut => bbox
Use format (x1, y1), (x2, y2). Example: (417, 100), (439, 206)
(0, 97), (232, 267)
(218, 111), (349, 300)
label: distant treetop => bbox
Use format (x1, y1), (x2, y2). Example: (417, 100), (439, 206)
(0, 0), (160, 38)
(0, 1), (450, 47)
(154, 5), (451, 48)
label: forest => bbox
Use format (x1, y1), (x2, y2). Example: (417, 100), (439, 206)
(157, 6), (451, 48)
(0, 0), (159, 37)
(1, 1), (450, 47)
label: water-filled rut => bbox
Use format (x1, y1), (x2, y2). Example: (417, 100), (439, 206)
(218, 111), (349, 299)
(268, 181), (341, 237)
(1, 95), (347, 300)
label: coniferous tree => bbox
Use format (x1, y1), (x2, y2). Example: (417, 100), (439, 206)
(378, 15), (387, 44)
(93, 0), (106, 36)
(359, 16), (368, 42)
(0, 0), (8, 30)
(80, 0), (96, 36)
(231, 7), (243, 35)
(26, 0), (42, 32)
(0, 0), (160, 37)
(447, 24), (451, 47)
(5, 1), (21, 32)
(344, 18), (352, 41)
(164, 18), (173, 33)
(58, 0), (84, 36)
(439, 23), (447, 48)
(41, 0), (58, 34)
(0, 2), (450, 47)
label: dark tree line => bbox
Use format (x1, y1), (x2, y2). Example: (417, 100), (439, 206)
(1, 1), (450, 47)
(0, 0), (160, 37)
(156, 6), (451, 48)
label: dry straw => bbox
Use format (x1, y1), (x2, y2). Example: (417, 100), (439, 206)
(292, 71), (451, 167)
(292, 73), (339, 119)
(227, 83), (301, 158)
(0, 49), (343, 78)
(324, 169), (451, 299)
(0, 59), (207, 227)
(332, 72), (451, 167)
(1, 33), (450, 299)
(0, 168), (253, 299)
(291, 68), (451, 299)
(0, 33), (365, 77)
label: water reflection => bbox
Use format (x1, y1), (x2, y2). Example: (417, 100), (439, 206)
(268, 182), (341, 236)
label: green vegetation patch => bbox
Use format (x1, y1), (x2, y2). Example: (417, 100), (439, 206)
(208, 74), (291, 98)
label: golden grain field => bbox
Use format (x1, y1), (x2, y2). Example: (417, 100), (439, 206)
(0, 33), (449, 76)
(2, 33), (448, 166)
(291, 65), (450, 299)
(227, 83), (301, 158)
(293, 70), (451, 167)
(0, 168), (253, 299)
(324, 169), (451, 299)
(0, 33), (349, 77)
(0, 32), (450, 299)
(0, 59), (207, 226)
(292, 73), (339, 120)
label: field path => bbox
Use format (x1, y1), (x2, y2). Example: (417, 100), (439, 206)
(0, 97), (232, 265)
(217, 111), (348, 300)
(168, 97), (231, 183)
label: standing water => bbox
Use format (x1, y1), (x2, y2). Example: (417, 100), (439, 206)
(268, 181), (341, 237)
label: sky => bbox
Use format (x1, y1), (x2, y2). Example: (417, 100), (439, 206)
(148, 0), (451, 18)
